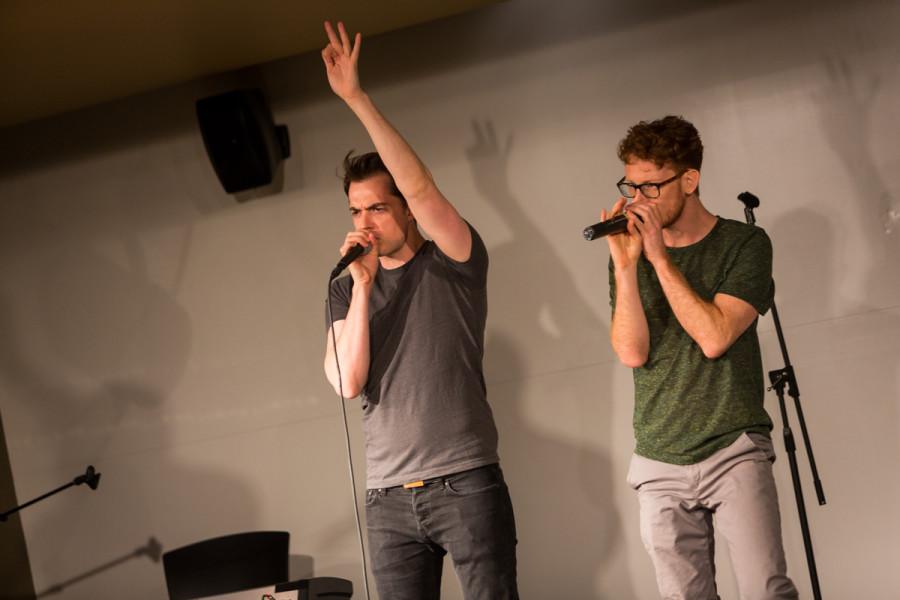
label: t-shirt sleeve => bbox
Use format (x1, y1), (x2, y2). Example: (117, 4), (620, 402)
(434, 221), (489, 288)
(717, 227), (774, 315)
(325, 276), (353, 328)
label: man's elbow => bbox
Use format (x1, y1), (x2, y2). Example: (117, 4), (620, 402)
(611, 335), (648, 368)
(329, 378), (362, 399)
(325, 366), (360, 398)
(399, 176), (435, 205)
(699, 337), (731, 360)
(617, 349), (648, 369)
(700, 346), (724, 360)
(341, 383), (363, 398)
(700, 302), (757, 359)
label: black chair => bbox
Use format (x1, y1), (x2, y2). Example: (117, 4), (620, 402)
(162, 531), (289, 600)
(275, 577), (353, 599)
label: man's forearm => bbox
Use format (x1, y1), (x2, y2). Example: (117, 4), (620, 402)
(344, 93), (435, 203)
(652, 255), (734, 358)
(326, 286), (371, 397)
(610, 266), (650, 367)
(343, 91), (472, 261)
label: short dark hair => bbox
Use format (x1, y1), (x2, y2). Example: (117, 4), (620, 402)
(340, 151), (405, 204)
(617, 115), (703, 172)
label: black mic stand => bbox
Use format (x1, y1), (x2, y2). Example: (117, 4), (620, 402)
(738, 192), (826, 599)
(0, 465), (101, 522)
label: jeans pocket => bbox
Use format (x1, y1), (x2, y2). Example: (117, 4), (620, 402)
(444, 465), (502, 496)
(364, 489), (381, 507)
(743, 432), (776, 463)
(626, 453), (647, 490)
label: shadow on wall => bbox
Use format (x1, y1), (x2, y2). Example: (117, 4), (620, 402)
(465, 121), (631, 597)
(767, 208), (836, 324)
(807, 35), (900, 463)
(34, 537), (162, 598)
(813, 42), (900, 301)
(266, 0), (755, 108)
(766, 202), (900, 593)
(0, 215), (260, 595)
(0, 0), (754, 188)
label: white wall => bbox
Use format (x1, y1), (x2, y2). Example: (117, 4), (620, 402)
(1, 0), (898, 598)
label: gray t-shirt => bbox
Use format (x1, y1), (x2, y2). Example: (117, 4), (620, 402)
(327, 224), (499, 488)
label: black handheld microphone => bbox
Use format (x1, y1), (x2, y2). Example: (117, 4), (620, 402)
(330, 243), (371, 280)
(583, 212), (642, 241)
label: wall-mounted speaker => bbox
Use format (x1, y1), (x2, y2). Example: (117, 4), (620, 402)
(196, 89), (290, 194)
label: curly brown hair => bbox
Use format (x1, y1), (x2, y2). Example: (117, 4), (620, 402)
(617, 115), (703, 171)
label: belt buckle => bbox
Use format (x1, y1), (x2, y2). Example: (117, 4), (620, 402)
(402, 480), (425, 489)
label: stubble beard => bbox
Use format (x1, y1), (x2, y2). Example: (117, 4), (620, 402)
(661, 192), (688, 229)
(378, 222), (412, 260)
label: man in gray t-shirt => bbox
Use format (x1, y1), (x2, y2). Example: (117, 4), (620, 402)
(321, 21), (517, 600)
(328, 222), (500, 489)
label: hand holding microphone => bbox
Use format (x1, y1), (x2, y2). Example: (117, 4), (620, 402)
(583, 212), (632, 240)
(584, 203), (643, 240)
(330, 232), (375, 281)
(585, 198), (646, 270)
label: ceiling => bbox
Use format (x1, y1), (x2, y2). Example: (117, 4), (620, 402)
(0, 0), (501, 129)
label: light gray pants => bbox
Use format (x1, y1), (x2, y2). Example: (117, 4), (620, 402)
(627, 433), (799, 600)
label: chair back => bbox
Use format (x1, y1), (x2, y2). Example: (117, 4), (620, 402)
(162, 531), (289, 600)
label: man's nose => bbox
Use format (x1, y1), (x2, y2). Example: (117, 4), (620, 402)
(358, 210), (374, 228)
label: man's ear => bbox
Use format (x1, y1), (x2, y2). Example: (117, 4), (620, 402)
(683, 169), (700, 195)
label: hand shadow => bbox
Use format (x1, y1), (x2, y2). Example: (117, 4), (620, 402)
(466, 120), (633, 598)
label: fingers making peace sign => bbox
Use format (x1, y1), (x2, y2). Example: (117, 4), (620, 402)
(322, 21), (362, 102)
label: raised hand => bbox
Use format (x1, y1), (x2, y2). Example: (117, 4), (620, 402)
(321, 21), (362, 102)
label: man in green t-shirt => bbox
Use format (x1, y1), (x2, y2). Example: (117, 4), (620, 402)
(604, 116), (798, 599)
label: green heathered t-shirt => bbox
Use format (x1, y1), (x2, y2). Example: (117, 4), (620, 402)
(609, 217), (775, 465)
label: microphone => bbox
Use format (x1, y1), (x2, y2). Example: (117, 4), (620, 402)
(737, 191), (760, 225)
(583, 212), (641, 241)
(737, 191), (760, 208)
(330, 243), (371, 280)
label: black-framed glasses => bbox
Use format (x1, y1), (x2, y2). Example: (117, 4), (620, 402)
(616, 170), (685, 199)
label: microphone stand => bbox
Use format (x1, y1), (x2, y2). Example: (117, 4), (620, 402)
(737, 192), (826, 599)
(0, 465), (101, 522)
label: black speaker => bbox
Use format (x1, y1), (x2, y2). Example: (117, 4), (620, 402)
(196, 89), (290, 194)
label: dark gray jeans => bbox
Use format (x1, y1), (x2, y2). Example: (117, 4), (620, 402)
(365, 463), (519, 600)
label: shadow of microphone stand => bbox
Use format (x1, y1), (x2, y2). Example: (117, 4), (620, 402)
(1, 465), (164, 597)
(35, 536), (163, 597)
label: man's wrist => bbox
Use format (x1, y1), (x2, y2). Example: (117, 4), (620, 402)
(343, 90), (370, 110)
(647, 250), (671, 271)
(614, 263), (639, 288)
(351, 280), (373, 297)
(613, 258), (639, 275)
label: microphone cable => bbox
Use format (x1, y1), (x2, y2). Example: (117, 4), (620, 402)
(326, 275), (372, 600)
